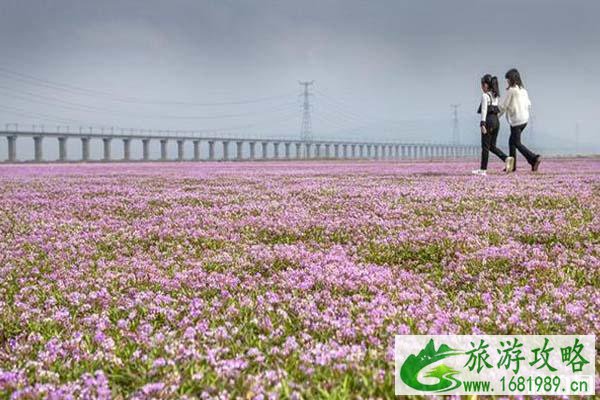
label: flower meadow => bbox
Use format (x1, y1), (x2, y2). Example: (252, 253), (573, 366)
(0, 159), (599, 399)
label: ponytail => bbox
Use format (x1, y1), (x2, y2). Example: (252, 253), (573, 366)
(490, 76), (500, 98)
(481, 74), (500, 98)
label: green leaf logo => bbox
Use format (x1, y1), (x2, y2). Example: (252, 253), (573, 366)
(400, 339), (463, 392)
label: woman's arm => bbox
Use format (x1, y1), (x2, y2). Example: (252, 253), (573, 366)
(498, 88), (513, 117)
(480, 93), (488, 127)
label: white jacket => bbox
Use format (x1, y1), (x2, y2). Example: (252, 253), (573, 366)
(500, 86), (531, 126)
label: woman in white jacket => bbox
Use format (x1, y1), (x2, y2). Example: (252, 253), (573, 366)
(499, 68), (541, 172)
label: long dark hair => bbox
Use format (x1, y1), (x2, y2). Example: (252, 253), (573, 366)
(481, 74), (500, 98)
(505, 68), (524, 88)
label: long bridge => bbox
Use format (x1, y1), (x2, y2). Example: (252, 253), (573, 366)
(0, 127), (478, 162)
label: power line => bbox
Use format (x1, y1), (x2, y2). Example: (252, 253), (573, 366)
(0, 66), (295, 107)
(0, 81), (302, 123)
(315, 87), (440, 125)
(0, 100), (301, 134)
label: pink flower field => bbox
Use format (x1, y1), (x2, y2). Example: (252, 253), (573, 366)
(0, 159), (599, 399)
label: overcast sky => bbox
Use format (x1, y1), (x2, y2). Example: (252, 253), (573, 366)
(0, 0), (599, 154)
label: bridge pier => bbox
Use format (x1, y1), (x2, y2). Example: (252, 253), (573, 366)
(142, 139), (150, 161)
(295, 143), (302, 159)
(7, 135), (16, 162)
(334, 144), (339, 158)
(208, 141), (215, 161)
(102, 138), (111, 162)
(236, 141), (244, 161)
(261, 142), (268, 160)
(325, 144), (331, 158)
(58, 137), (67, 162)
(273, 142), (280, 159)
(33, 136), (43, 162)
(81, 137), (90, 162)
(160, 139), (168, 161)
(177, 140), (184, 161)
(123, 138), (131, 161)
(285, 142), (291, 159)
(222, 140), (229, 161)
(249, 142), (256, 160)
(304, 143), (311, 159)
(193, 140), (200, 161)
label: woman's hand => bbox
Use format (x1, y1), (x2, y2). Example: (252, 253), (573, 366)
(480, 125), (487, 134)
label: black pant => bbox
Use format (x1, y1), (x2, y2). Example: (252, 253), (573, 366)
(480, 116), (507, 170)
(509, 123), (538, 170)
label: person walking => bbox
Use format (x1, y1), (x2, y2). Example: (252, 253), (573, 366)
(499, 68), (541, 172)
(472, 74), (513, 176)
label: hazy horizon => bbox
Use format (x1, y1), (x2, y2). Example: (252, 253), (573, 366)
(1, 0), (599, 159)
